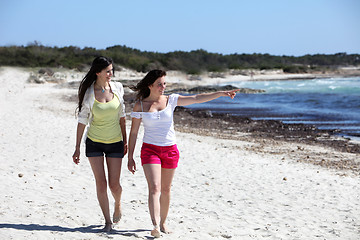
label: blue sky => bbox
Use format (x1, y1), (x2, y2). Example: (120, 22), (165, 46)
(0, 0), (359, 56)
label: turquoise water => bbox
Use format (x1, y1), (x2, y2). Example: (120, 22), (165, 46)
(185, 77), (360, 139)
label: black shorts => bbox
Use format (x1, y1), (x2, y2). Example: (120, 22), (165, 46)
(85, 138), (124, 158)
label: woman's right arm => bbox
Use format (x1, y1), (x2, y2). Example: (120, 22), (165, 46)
(128, 102), (142, 174)
(73, 87), (91, 164)
(72, 123), (86, 165)
(128, 118), (141, 174)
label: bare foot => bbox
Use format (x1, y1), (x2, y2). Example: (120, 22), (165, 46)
(113, 203), (122, 224)
(102, 222), (112, 232)
(113, 211), (122, 224)
(160, 224), (171, 234)
(151, 227), (161, 238)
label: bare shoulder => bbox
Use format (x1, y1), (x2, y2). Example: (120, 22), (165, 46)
(177, 94), (186, 99)
(164, 94), (170, 101)
(133, 101), (142, 112)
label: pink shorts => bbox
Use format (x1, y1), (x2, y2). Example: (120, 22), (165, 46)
(140, 143), (180, 169)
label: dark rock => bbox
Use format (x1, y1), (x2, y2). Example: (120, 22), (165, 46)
(166, 84), (265, 94)
(38, 68), (54, 76)
(76, 64), (90, 72)
(172, 107), (360, 154)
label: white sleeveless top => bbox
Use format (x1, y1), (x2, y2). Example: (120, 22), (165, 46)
(130, 94), (179, 146)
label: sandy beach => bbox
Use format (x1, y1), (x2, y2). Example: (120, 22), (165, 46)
(0, 66), (359, 239)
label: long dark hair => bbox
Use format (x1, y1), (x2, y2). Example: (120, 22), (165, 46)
(77, 56), (113, 112)
(130, 69), (166, 100)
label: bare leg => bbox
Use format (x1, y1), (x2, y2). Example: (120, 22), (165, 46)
(103, 222), (112, 232)
(88, 156), (112, 231)
(160, 168), (176, 234)
(143, 164), (162, 238)
(106, 157), (123, 223)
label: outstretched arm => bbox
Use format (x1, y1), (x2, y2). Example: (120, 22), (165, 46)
(177, 89), (239, 106)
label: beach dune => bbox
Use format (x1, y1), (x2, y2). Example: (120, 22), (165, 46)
(0, 67), (359, 239)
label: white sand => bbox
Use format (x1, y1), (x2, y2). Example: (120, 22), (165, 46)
(0, 67), (359, 239)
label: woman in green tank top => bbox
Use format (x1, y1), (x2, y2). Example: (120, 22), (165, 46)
(72, 56), (127, 232)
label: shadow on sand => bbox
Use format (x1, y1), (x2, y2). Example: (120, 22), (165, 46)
(0, 223), (150, 237)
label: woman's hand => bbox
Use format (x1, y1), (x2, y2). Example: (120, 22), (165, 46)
(127, 157), (137, 174)
(223, 89), (239, 99)
(123, 143), (128, 156)
(72, 147), (80, 165)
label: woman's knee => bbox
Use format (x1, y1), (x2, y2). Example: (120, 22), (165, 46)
(149, 183), (161, 195)
(109, 181), (122, 193)
(161, 185), (171, 195)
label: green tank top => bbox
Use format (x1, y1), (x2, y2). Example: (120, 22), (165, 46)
(88, 95), (122, 143)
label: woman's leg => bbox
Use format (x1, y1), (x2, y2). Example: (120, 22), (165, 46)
(160, 168), (176, 233)
(88, 156), (112, 231)
(106, 157), (123, 223)
(143, 164), (162, 237)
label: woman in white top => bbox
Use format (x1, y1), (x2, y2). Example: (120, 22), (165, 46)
(128, 70), (238, 238)
(72, 56), (127, 232)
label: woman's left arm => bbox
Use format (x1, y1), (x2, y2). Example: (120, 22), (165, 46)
(177, 89), (239, 106)
(119, 117), (128, 155)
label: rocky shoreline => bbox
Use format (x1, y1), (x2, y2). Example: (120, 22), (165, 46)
(172, 107), (360, 152)
(171, 108), (360, 174)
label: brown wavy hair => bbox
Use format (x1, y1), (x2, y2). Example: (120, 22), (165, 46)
(130, 69), (166, 100)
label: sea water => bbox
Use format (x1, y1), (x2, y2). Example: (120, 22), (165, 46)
(185, 77), (360, 140)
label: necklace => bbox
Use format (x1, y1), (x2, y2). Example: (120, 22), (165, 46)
(96, 82), (107, 93)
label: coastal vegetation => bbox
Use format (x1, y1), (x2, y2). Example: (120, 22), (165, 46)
(0, 42), (359, 74)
